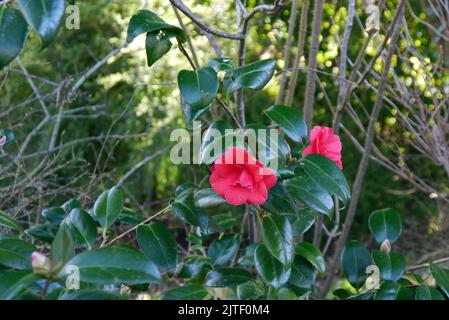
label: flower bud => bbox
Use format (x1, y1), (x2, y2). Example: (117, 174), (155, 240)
(31, 252), (52, 275)
(0, 136), (6, 147)
(380, 239), (391, 253)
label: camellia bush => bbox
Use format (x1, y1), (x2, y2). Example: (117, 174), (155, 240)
(1, 0), (449, 301)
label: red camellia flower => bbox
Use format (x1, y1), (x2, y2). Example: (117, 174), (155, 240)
(303, 125), (343, 169)
(210, 147), (277, 206)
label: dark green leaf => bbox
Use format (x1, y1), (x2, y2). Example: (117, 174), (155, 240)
(254, 244), (291, 288)
(341, 240), (371, 287)
(118, 207), (144, 225)
(126, 10), (185, 43)
(182, 100), (211, 126)
(286, 176), (334, 216)
(51, 223), (75, 268)
(261, 215), (294, 265)
(17, 0), (65, 47)
(163, 284), (211, 300)
(265, 105), (307, 143)
(137, 222), (177, 271)
(245, 123), (290, 166)
(207, 234), (240, 266)
(61, 199), (81, 214)
(176, 255), (212, 279)
(178, 67), (219, 110)
(237, 281), (265, 300)
(227, 59), (276, 93)
(200, 120), (237, 164)
(60, 245), (162, 285)
(0, 239), (36, 270)
(372, 251), (405, 281)
(93, 187), (124, 229)
(296, 242), (325, 273)
(299, 154), (351, 203)
(288, 256), (315, 289)
(430, 263), (449, 298)
(415, 286), (445, 300)
(42, 207), (67, 226)
(208, 57), (234, 73)
(0, 210), (21, 231)
(262, 182), (296, 215)
(145, 31), (173, 67)
(0, 270), (39, 300)
(64, 209), (97, 249)
(195, 188), (226, 208)
(368, 208), (402, 243)
(374, 281), (399, 300)
(171, 190), (215, 234)
(25, 223), (58, 243)
(0, 8), (28, 69)
(290, 208), (317, 236)
(205, 267), (252, 287)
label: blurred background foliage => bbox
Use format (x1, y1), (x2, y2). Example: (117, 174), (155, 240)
(1, 0), (448, 264)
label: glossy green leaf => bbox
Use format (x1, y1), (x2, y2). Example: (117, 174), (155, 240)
(296, 242), (325, 273)
(205, 267), (252, 287)
(137, 222), (177, 271)
(61, 245), (162, 285)
(290, 208), (317, 236)
(59, 289), (125, 300)
(368, 208), (402, 243)
(374, 280), (399, 300)
(61, 199), (81, 214)
(145, 31), (172, 67)
(25, 223), (57, 243)
(299, 154), (351, 203)
(200, 120), (237, 164)
(118, 207), (144, 225)
(51, 223), (75, 268)
(195, 188), (226, 208)
(227, 59), (276, 93)
(286, 176), (334, 216)
(64, 209), (97, 249)
(288, 256), (315, 289)
(126, 10), (185, 43)
(176, 255), (212, 279)
(0, 239), (36, 270)
(0, 210), (21, 231)
(254, 244), (290, 288)
(178, 67), (219, 110)
(93, 187), (124, 229)
(207, 234), (240, 266)
(163, 284), (211, 300)
(265, 105), (307, 143)
(208, 57), (234, 73)
(372, 251), (405, 281)
(262, 182), (296, 215)
(237, 281), (265, 300)
(245, 123), (290, 166)
(17, 0), (65, 47)
(430, 263), (449, 298)
(0, 8), (28, 70)
(171, 190), (215, 234)
(182, 100), (211, 126)
(261, 215), (294, 265)
(42, 207), (67, 226)
(415, 286), (445, 300)
(341, 240), (371, 287)
(0, 270), (39, 300)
